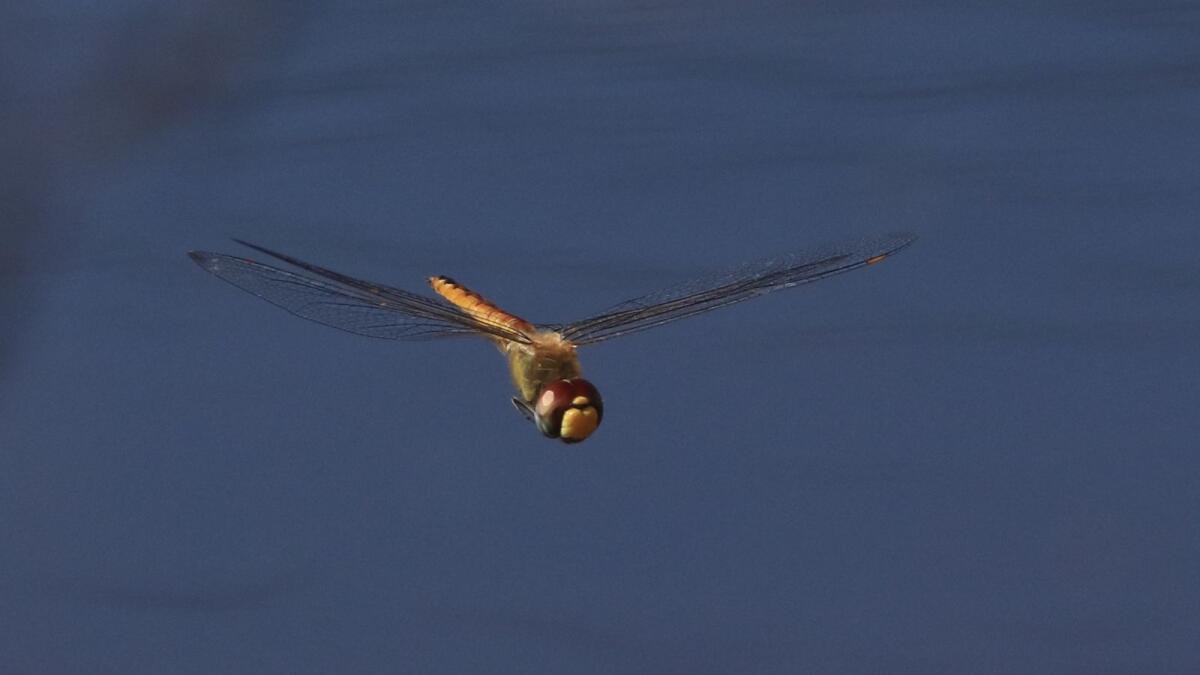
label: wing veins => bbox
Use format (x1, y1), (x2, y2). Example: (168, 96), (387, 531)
(190, 246), (529, 343)
(561, 254), (847, 339)
(557, 232), (915, 346)
(229, 240), (533, 344)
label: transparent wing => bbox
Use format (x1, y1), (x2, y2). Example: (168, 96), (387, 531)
(555, 232), (916, 346)
(188, 241), (534, 344)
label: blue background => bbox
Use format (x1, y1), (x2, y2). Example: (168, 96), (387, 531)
(2, 2), (1197, 673)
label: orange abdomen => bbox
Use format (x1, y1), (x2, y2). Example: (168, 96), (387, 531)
(429, 275), (534, 336)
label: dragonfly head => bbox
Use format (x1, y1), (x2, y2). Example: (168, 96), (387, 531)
(533, 378), (603, 443)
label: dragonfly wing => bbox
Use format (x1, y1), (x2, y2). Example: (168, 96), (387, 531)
(555, 231), (916, 346)
(188, 245), (533, 343)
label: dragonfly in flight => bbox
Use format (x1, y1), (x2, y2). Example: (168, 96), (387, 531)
(188, 232), (916, 443)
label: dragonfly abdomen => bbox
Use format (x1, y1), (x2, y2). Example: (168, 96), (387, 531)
(429, 275), (534, 336)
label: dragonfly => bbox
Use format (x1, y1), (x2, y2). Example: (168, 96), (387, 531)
(188, 232), (916, 443)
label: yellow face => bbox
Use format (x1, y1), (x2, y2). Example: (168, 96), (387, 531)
(534, 379), (604, 443)
(559, 396), (600, 441)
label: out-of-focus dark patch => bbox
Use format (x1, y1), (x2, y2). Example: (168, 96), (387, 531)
(0, 1), (285, 377)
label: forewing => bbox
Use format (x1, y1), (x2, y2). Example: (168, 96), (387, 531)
(556, 232), (916, 346)
(188, 245), (533, 343)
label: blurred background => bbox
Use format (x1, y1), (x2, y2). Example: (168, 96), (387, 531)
(2, 2), (1197, 673)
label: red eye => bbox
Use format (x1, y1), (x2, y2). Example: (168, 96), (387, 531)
(534, 378), (603, 442)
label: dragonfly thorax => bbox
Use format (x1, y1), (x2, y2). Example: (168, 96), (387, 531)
(503, 331), (582, 403)
(501, 332), (602, 442)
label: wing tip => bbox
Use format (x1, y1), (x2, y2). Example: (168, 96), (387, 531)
(187, 250), (217, 268)
(879, 231), (919, 255)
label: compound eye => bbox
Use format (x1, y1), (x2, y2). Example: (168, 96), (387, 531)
(534, 378), (603, 443)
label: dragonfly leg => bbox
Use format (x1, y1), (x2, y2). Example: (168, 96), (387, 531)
(511, 397), (535, 422)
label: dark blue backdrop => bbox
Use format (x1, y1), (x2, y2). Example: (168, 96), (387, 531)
(2, 2), (1197, 673)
